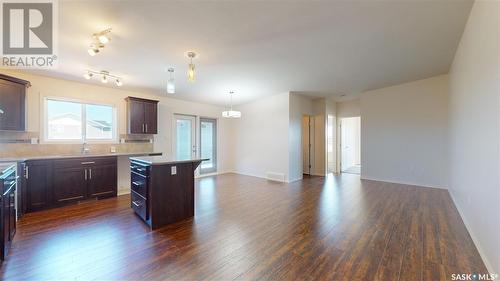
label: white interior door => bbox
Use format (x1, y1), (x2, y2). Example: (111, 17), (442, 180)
(340, 117), (361, 172)
(174, 115), (196, 160)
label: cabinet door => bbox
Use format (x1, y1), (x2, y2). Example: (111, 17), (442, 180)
(88, 164), (117, 199)
(128, 99), (145, 134)
(0, 80), (25, 131)
(144, 101), (158, 134)
(53, 167), (87, 204)
(26, 161), (53, 212)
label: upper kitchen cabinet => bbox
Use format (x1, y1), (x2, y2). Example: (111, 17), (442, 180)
(0, 74), (31, 131)
(126, 97), (159, 134)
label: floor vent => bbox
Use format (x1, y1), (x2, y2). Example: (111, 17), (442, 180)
(266, 172), (286, 182)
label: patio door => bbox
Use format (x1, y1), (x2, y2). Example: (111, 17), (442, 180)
(199, 118), (217, 174)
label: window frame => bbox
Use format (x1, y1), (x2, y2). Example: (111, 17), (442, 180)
(43, 97), (118, 144)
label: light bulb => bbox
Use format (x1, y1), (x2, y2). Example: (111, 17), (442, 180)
(83, 72), (92, 80)
(88, 48), (97, 56)
(188, 63), (195, 82)
(101, 75), (108, 84)
(115, 79), (122, 86)
(98, 35), (109, 44)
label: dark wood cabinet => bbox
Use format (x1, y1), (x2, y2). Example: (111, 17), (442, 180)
(53, 166), (87, 204)
(1, 164), (16, 261)
(126, 97), (159, 134)
(24, 157), (117, 213)
(88, 163), (117, 199)
(25, 160), (53, 212)
(0, 74), (30, 131)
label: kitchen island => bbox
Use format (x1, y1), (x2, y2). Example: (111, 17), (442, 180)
(129, 156), (207, 229)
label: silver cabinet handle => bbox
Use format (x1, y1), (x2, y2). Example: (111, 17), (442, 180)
(81, 161), (95, 165)
(132, 201), (140, 207)
(25, 166), (29, 179)
(89, 168), (92, 179)
(132, 181), (141, 186)
(145, 124), (148, 133)
(142, 124), (145, 133)
(85, 169), (87, 180)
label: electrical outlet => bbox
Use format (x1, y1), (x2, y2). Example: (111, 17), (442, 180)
(110, 146), (116, 153)
(171, 166), (177, 175)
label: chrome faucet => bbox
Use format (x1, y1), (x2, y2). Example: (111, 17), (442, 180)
(82, 141), (90, 154)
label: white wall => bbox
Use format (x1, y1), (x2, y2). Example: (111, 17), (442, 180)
(360, 75), (449, 188)
(448, 0), (500, 273)
(337, 99), (361, 118)
(231, 92), (290, 181)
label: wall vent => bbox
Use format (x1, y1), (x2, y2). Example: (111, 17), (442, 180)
(266, 172), (286, 182)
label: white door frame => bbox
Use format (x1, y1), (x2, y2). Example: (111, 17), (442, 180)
(172, 114), (197, 161)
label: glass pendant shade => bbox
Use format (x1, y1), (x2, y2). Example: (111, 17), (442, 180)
(187, 63), (195, 82)
(167, 77), (175, 94)
(222, 110), (241, 118)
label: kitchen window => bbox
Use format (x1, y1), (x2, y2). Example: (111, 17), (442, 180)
(44, 98), (117, 143)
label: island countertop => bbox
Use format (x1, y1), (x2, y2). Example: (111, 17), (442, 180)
(130, 156), (209, 166)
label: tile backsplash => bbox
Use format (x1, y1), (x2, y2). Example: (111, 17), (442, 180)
(0, 131), (154, 158)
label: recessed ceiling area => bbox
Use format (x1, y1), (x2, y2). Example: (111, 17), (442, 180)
(30, 0), (473, 105)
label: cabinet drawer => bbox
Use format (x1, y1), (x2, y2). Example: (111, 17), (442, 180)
(130, 162), (149, 176)
(131, 172), (147, 198)
(54, 157), (117, 169)
(131, 191), (148, 221)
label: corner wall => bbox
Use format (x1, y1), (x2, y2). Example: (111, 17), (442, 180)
(448, 0), (500, 273)
(360, 75), (449, 188)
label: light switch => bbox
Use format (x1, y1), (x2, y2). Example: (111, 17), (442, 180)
(171, 166), (177, 175)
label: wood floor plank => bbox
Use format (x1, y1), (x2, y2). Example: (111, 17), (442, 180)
(0, 173), (487, 280)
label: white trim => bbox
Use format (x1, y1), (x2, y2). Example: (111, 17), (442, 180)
(360, 176), (448, 190)
(449, 190), (495, 273)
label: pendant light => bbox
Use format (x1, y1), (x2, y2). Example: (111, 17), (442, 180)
(167, 68), (175, 94)
(186, 51), (197, 82)
(222, 91), (241, 118)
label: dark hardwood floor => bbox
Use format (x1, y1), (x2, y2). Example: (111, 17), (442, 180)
(1, 173), (486, 280)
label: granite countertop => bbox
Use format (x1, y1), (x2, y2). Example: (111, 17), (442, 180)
(131, 156), (209, 166)
(0, 152), (163, 162)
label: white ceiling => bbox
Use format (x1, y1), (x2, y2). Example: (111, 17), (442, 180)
(31, 0), (473, 106)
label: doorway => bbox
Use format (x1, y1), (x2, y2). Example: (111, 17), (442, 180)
(173, 114), (196, 160)
(302, 115), (314, 175)
(340, 116), (361, 174)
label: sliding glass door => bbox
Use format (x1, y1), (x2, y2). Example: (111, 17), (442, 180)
(199, 118), (217, 174)
(174, 115), (196, 160)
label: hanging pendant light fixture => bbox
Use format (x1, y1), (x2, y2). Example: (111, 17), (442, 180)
(222, 91), (241, 118)
(167, 68), (175, 94)
(186, 51), (197, 82)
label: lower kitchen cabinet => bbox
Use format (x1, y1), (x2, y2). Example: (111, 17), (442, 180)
(24, 156), (118, 212)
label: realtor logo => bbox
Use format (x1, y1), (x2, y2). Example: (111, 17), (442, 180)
(1, 0), (58, 68)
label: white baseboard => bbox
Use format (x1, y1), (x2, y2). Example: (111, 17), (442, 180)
(360, 175), (448, 190)
(449, 190), (495, 274)
(231, 170), (288, 183)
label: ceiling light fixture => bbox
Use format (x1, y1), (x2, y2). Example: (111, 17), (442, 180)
(83, 70), (123, 87)
(88, 28), (112, 56)
(186, 51), (197, 82)
(222, 91), (241, 118)
(167, 68), (175, 94)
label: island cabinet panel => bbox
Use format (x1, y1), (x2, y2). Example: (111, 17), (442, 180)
(24, 157), (117, 212)
(126, 97), (159, 134)
(0, 74), (30, 131)
(130, 158), (202, 230)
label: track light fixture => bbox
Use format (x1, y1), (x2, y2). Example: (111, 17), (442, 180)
(88, 28), (112, 56)
(83, 70), (123, 87)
